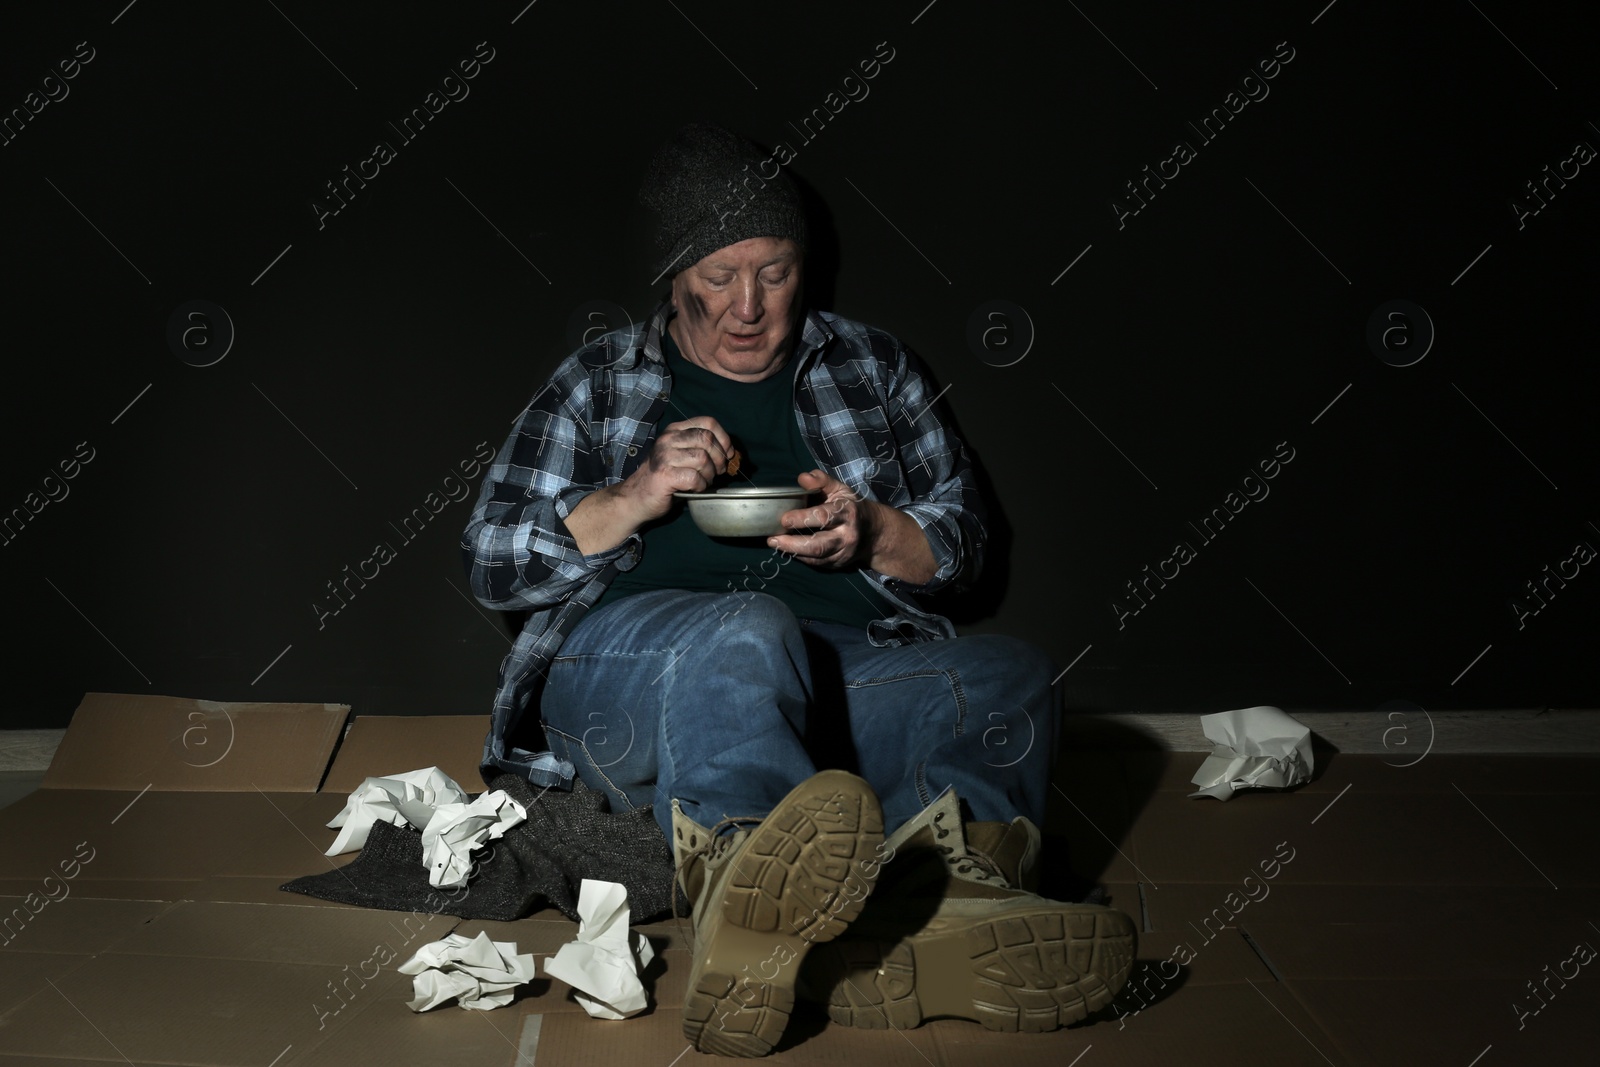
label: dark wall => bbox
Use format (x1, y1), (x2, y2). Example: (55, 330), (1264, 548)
(2, 1), (1594, 728)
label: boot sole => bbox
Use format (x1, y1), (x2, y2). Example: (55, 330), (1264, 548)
(683, 770), (885, 1057)
(811, 905), (1136, 1032)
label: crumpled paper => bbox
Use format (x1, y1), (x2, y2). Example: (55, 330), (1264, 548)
(541, 879), (656, 1019)
(419, 789), (528, 888)
(398, 931), (536, 1012)
(325, 767), (466, 855)
(324, 766), (527, 887)
(1189, 705), (1315, 800)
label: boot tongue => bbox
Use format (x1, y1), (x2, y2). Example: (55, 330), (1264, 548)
(671, 800), (750, 918)
(883, 785), (967, 857)
(964, 818), (1040, 890)
(875, 789), (1014, 901)
(870, 789), (961, 900)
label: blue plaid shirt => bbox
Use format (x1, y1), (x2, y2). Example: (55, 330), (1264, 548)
(461, 297), (987, 787)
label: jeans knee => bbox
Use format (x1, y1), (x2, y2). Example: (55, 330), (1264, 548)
(706, 592), (800, 645)
(958, 635), (1054, 696)
(1009, 637), (1054, 687)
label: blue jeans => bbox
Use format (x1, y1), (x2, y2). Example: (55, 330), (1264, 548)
(538, 589), (1058, 842)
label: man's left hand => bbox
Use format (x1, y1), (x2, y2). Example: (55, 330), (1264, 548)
(768, 469), (876, 570)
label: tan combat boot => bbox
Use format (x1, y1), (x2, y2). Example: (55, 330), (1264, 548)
(800, 788), (1135, 1033)
(672, 769), (885, 1057)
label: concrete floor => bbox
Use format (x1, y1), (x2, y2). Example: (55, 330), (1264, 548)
(0, 770), (44, 812)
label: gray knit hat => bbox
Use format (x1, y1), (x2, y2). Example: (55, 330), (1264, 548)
(639, 122), (808, 278)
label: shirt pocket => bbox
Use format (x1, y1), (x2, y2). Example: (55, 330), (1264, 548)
(602, 439), (645, 483)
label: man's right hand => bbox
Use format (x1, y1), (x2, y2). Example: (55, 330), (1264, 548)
(564, 416), (733, 555)
(614, 416), (735, 523)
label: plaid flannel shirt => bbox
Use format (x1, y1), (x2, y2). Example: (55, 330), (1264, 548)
(461, 297), (987, 787)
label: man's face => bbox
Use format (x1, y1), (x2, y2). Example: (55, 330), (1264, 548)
(668, 236), (803, 382)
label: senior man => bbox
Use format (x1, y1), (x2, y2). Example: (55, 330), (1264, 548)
(462, 123), (1133, 1056)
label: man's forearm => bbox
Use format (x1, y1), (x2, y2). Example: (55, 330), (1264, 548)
(865, 500), (939, 586)
(563, 484), (640, 557)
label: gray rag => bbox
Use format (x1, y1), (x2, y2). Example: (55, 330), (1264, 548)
(280, 774), (682, 923)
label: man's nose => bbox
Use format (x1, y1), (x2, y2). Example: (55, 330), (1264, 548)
(731, 277), (764, 322)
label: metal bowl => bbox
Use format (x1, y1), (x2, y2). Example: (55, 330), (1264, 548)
(672, 485), (818, 538)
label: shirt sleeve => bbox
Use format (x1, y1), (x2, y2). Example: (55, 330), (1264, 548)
(868, 341), (987, 597)
(460, 359), (640, 611)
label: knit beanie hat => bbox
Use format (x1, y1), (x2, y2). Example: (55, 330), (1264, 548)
(639, 122), (808, 278)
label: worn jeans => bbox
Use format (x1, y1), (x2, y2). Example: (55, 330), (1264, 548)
(538, 589), (1057, 843)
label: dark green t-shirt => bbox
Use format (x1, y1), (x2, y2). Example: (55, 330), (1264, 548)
(592, 327), (891, 628)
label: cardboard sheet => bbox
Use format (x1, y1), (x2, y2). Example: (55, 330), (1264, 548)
(41, 692), (347, 792)
(321, 715), (488, 795)
(6, 699), (1589, 1066)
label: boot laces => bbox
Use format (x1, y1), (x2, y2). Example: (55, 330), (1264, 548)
(676, 813), (762, 871)
(959, 844), (1010, 884)
(669, 813), (765, 938)
(932, 809), (1007, 884)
